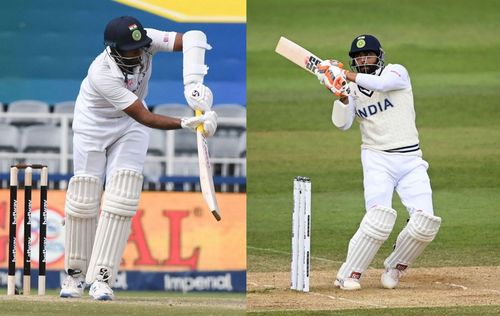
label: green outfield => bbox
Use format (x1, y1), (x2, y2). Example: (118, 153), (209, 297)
(247, 0), (500, 314)
(0, 290), (245, 315)
(249, 306), (500, 316)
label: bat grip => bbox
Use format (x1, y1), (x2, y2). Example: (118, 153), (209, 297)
(195, 110), (204, 133)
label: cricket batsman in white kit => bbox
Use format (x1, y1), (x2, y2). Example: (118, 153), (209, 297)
(316, 35), (442, 290)
(60, 16), (217, 300)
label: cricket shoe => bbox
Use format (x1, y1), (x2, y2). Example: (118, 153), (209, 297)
(381, 268), (402, 289)
(60, 269), (86, 298)
(334, 278), (361, 291)
(89, 271), (114, 301)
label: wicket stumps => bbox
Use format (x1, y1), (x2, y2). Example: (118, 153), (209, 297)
(8, 163), (48, 296)
(291, 176), (311, 292)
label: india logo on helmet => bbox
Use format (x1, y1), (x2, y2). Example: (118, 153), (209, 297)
(132, 30), (142, 41)
(356, 39), (366, 48)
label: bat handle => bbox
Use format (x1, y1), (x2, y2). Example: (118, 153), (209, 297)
(195, 110), (204, 133)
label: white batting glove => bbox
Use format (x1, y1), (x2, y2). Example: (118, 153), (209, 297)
(315, 60), (350, 97)
(315, 60), (342, 82)
(180, 110), (218, 137)
(184, 83), (213, 112)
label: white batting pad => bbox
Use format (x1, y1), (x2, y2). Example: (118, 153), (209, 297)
(101, 169), (143, 217)
(86, 169), (143, 286)
(183, 30), (212, 85)
(337, 206), (397, 280)
(64, 175), (102, 275)
(384, 211), (441, 271)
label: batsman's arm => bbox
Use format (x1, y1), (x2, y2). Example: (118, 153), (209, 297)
(344, 70), (357, 83)
(124, 99), (216, 135)
(173, 33), (183, 51)
(344, 65), (410, 92)
(332, 97), (355, 130)
(124, 99), (182, 130)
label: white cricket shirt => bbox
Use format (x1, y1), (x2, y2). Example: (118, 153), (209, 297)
(73, 28), (177, 135)
(344, 64), (421, 156)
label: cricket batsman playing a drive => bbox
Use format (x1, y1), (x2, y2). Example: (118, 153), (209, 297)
(316, 35), (442, 290)
(59, 16), (217, 300)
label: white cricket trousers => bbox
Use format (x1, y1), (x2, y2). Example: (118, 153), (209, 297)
(361, 149), (434, 216)
(72, 118), (150, 184)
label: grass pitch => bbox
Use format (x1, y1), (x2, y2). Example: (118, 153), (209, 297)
(249, 305), (500, 316)
(0, 290), (245, 315)
(247, 0), (500, 313)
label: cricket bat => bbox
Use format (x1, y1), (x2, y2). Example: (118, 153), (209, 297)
(275, 36), (349, 97)
(195, 110), (221, 221)
(275, 36), (324, 75)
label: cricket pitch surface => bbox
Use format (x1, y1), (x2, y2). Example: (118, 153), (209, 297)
(248, 266), (500, 311)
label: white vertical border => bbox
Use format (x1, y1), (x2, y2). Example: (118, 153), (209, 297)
(291, 178), (299, 290)
(303, 179), (311, 292)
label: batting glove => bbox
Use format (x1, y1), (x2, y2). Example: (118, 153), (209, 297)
(181, 110), (218, 137)
(315, 60), (350, 97)
(184, 83), (213, 112)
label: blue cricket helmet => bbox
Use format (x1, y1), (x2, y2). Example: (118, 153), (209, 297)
(104, 16), (152, 51)
(348, 34), (385, 73)
(349, 34), (383, 57)
(103, 16), (153, 75)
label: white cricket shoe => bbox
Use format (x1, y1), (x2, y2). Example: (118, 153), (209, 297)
(89, 275), (114, 301)
(381, 268), (402, 289)
(334, 278), (361, 291)
(60, 271), (86, 298)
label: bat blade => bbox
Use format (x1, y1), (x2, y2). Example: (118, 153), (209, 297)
(275, 36), (323, 75)
(195, 110), (221, 221)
